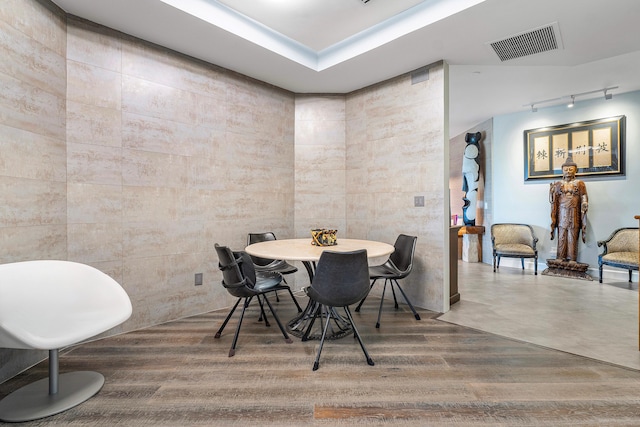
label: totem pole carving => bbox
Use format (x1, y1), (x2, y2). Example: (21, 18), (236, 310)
(462, 132), (482, 226)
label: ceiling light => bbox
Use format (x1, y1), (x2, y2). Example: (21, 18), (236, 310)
(523, 86), (618, 112)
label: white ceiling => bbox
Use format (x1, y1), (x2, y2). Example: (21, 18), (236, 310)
(50, 0), (640, 137)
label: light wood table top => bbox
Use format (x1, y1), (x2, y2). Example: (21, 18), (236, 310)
(245, 238), (394, 262)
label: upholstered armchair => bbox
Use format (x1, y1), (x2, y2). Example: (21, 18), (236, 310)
(491, 223), (539, 275)
(597, 227), (639, 283)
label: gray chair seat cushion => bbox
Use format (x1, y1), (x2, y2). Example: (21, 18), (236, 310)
(602, 252), (639, 267)
(494, 243), (536, 256)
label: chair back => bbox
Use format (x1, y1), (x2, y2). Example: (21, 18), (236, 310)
(214, 244), (257, 298)
(306, 250), (370, 307)
(247, 232), (278, 266)
(603, 228), (639, 254)
(388, 234), (417, 275)
(491, 223), (537, 248)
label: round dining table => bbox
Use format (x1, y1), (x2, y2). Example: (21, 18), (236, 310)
(245, 238), (394, 340)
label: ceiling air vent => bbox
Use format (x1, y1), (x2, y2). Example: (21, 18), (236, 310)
(488, 22), (562, 62)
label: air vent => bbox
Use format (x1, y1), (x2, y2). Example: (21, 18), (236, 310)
(411, 67), (429, 85)
(488, 22), (562, 62)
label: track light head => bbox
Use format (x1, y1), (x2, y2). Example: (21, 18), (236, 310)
(604, 89), (613, 100)
(567, 95), (575, 108)
(530, 104), (537, 113)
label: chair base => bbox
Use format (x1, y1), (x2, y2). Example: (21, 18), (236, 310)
(0, 371), (104, 422)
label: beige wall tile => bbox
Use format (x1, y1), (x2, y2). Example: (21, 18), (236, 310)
(0, 21), (66, 98)
(67, 222), (123, 263)
(67, 101), (122, 147)
(67, 18), (121, 72)
(67, 60), (122, 109)
(0, 224), (67, 264)
(0, 73), (65, 140)
(121, 148), (188, 188)
(0, 0), (66, 56)
(67, 183), (122, 224)
(0, 124), (66, 181)
(122, 75), (196, 124)
(0, 177), (66, 227)
(67, 142), (122, 185)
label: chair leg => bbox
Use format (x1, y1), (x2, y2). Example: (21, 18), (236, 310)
(313, 305), (332, 371)
(497, 255), (501, 270)
(286, 288), (303, 312)
(394, 280), (421, 321)
(535, 256), (538, 275)
(390, 281), (399, 309)
(215, 298), (242, 338)
(521, 258), (525, 270)
(493, 253), (497, 272)
(599, 264), (603, 283)
(261, 294), (293, 345)
(376, 279), (388, 328)
(229, 297), (250, 357)
(344, 306), (374, 367)
(629, 269), (633, 283)
(355, 279), (377, 312)
(256, 295), (271, 327)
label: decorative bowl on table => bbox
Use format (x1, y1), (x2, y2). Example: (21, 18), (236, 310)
(311, 229), (337, 246)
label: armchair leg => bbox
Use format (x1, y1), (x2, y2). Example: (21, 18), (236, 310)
(629, 270), (633, 283)
(493, 254), (496, 272)
(599, 264), (603, 283)
(521, 258), (525, 270)
(535, 257), (538, 275)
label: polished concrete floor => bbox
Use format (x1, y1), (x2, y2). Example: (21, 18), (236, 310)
(439, 261), (640, 370)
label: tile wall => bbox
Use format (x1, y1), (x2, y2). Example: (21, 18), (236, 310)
(0, 1), (296, 382)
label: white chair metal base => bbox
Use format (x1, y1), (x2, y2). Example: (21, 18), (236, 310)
(0, 260), (132, 422)
(0, 367), (103, 422)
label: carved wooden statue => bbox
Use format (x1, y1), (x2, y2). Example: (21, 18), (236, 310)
(544, 156), (592, 280)
(549, 156), (589, 262)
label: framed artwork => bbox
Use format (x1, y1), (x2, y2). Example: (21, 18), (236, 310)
(523, 115), (625, 180)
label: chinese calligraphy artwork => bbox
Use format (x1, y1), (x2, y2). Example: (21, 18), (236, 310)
(524, 116), (625, 180)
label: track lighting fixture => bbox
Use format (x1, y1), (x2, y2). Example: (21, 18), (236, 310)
(524, 86), (618, 112)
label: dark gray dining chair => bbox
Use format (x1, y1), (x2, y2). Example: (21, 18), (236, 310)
(355, 234), (421, 328)
(247, 232), (302, 312)
(214, 244), (293, 357)
(247, 232), (299, 280)
(304, 249), (374, 371)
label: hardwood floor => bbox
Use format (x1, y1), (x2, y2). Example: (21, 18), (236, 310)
(2, 296), (640, 426)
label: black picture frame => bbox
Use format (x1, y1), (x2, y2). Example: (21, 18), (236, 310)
(523, 115), (625, 181)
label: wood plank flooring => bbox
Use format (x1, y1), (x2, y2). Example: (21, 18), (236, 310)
(2, 296), (640, 426)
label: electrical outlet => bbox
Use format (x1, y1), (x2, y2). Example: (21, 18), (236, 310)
(194, 273), (203, 286)
(414, 196), (425, 207)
